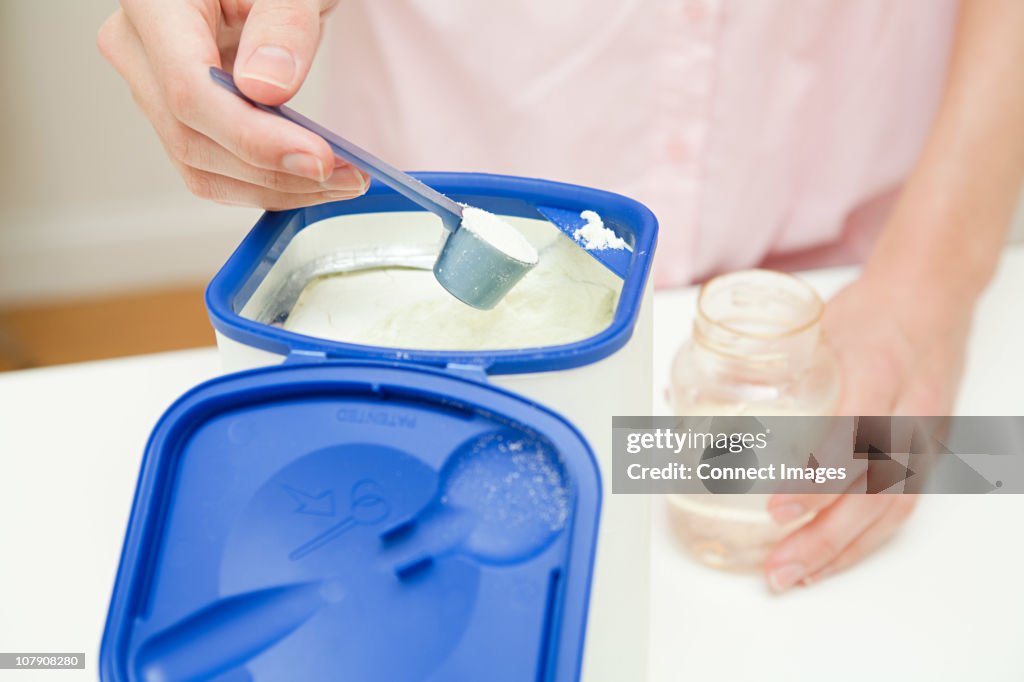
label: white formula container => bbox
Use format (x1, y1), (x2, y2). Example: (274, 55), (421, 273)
(205, 173), (657, 681)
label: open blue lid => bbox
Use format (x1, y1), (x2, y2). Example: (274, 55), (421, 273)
(101, 360), (600, 682)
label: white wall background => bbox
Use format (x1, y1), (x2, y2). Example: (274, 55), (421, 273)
(0, 1), (1020, 306)
(1012, 198), (1024, 244)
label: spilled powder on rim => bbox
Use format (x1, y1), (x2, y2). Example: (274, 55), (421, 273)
(573, 210), (628, 251)
(460, 206), (539, 264)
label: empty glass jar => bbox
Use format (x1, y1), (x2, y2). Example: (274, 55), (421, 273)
(667, 269), (841, 569)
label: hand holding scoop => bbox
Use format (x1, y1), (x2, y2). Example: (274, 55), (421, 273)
(210, 67), (537, 310)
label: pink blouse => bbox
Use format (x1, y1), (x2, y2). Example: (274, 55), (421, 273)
(324, 0), (959, 288)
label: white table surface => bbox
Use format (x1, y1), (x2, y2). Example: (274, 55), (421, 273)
(1, 247), (1022, 681)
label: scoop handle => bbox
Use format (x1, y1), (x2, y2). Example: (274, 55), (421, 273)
(209, 67), (462, 232)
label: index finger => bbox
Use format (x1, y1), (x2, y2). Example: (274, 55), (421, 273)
(120, 0), (335, 179)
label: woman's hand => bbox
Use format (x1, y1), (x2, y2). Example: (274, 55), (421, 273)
(98, 0), (368, 209)
(822, 274), (970, 418)
(762, 0), (1024, 592)
(763, 272), (972, 592)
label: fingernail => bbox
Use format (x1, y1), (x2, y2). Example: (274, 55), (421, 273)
(325, 189), (362, 199)
(801, 568), (829, 587)
(324, 166), (367, 192)
(768, 563), (807, 593)
(770, 503), (806, 526)
(282, 153), (326, 182)
(239, 45), (297, 90)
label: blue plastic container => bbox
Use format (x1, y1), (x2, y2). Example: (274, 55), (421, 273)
(101, 173), (658, 682)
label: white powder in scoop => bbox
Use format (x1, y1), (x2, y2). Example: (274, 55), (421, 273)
(461, 206), (539, 264)
(573, 210), (628, 250)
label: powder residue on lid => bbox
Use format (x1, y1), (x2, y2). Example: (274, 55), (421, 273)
(573, 210), (628, 251)
(460, 206), (539, 264)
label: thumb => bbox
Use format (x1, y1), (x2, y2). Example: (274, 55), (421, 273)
(233, 0), (327, 105)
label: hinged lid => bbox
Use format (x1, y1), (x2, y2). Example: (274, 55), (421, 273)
(101, 360), (600, 682)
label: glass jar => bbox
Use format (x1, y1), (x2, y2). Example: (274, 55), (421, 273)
(667, 269), (841, 570)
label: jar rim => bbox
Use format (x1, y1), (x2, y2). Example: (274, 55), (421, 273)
(696, 269), (824, 340)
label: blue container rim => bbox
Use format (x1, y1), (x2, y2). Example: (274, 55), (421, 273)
(206, 172), (658, 375)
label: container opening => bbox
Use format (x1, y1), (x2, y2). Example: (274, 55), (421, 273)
(697, 270), (823, 340)
(238, 212), (624, 352)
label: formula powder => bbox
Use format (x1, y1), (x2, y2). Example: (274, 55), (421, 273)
(573, 210), (628, 251)
(461, 206), (538, 264)
(283, 215), (620, 351)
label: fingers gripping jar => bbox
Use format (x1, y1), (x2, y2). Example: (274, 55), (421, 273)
(667, 270), (841, 569)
